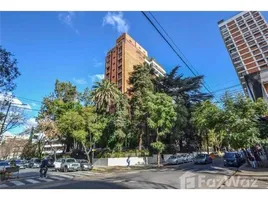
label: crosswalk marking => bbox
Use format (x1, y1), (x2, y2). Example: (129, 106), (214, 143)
(9, 181), (25, 186)
(51, 176), (65, 180)
(112, 180), (124, 183)
(0, 184), (8, 188)
(26, 179), (40, 184)
(38, 178), (53, 182)
(54, 174), (73, 179)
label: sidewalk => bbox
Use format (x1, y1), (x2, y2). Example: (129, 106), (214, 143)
(236, 162), (268, 178)
(92, 164), (159, 173)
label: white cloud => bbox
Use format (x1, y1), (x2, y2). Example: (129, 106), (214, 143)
(93, 58), (103, 68)
(0, 93), (31, 110)
(103, 12), (129, 34)
(73, 78), (87, 85)
(24, 118), (38, 130)
(31, 102), (37, 107)
(89, 74), (104, 83)
(58, 11), (79, 34)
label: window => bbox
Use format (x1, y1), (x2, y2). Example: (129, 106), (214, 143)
(254, 32), (262, 38)
(255, 54), (263, 60)
(260, 24), (267, 30)
(226, 40), (233, 45)
(259, 41), (267, 47)
(220, 25), (226, 30)
(238, 20), (244, 25)
(244, 32), (251, 37)
(229, 49), (237, 54)
(247, 20), (254, 25)
(253, 12), (259, 17)
(258, 59), (266, 65)
(223, 32), (229, 38)
(228, 44), (235, 49)
(118, 72), (122, 79)
(248, 40), (256, 46)
(257, 20), (264, 25)
(233, 57), (241, 62)
(225, 37), (231, 42)
(252, 28), (259, 34)
(235, 62), (243, 68)
(250, 24), (257, 29)
(242, 28), (249, 33)
(245, 36), (253, 42)
(118, 58), (122, 64)
(261, 46), (268, 52)
(236, 16), (243, 21)
(231, 53), (239, 59)
(255, 16), (262, 21)
(253, 49), (261, 55)
(243, 12), (250, 17)
(240, 24), (246, 29)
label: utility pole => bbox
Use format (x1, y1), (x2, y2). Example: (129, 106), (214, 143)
(0, 101), (12, 136)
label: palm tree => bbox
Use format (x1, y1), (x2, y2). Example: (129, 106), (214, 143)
(90, 79), (121, 113)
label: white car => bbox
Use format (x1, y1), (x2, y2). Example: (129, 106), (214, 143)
(54, 158), (64, 171)
(165, 155), (184, 165)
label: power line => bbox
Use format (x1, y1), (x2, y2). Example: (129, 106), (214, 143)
(141, 11), (219, 102)
(14, 96), (42, 103)
(211, 84), (241, 94)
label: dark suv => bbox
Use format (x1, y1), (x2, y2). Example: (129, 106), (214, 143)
(223, 152), (244, 167)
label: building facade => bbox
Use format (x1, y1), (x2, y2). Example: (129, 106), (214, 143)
(105, 33), (165, 93)
(218, 11), (268, 101)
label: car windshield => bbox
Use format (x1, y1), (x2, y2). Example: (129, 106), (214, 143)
(16, 160), (21, 164)
(66, 159), (76, 163)
(169, 156), (177, 159)
(224, 153), (236, 158)
(35, 159), (41, 163)
(196, 154), (206, 158)
(80, 160), (88, 163)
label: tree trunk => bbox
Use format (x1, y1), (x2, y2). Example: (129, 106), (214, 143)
(138, 127), (143, 151)
(155, 133), (160, 167)
(206, 132), (209, 154)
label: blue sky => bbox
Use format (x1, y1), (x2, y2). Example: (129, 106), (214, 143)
(1, 11), (268, 134)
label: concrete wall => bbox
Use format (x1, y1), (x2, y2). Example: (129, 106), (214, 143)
(92, 157), (148, 167)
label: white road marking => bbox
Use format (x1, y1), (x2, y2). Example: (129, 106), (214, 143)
(25, 179), (40, 184)
(126, 171), (139, 174)
(128, 180), (137, 183)
(38, 178), (53, 182)
(51, 176), (65, 180)
(10, 181), (25, 186)
(0, 184), (8, 188)
(55, 174), (73, 179)
(112, 180), (124, 183)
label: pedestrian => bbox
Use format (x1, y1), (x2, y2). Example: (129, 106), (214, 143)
(254, 150), (263, 168)
(126, 156), (130, 167)
(40, 158), (48, 178)
(248, 152), (257, 169)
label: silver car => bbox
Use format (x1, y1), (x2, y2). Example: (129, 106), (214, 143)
(166, 155), (184, 165)
(60, 158), (80, 172)
(194, 154), (213, 164)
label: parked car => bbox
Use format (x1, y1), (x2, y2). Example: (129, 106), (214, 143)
(223, 152), (244, 167)
(15, 160), (26, 169)
(60, 158), (80, 172)
(23, 160), (31, 168)
(0, 161), (10, 172)
(77, 160), (93, 171)
(29, 158), (41, 168)
(54, 158), (64, 171)
(194, 154), (213, 164)
(165, 155), (184, 165)
(186, 154), (194, 162)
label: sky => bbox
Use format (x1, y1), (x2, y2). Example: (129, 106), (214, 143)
(1, 11), (268, 134)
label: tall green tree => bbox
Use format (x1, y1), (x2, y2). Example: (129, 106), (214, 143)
(145, 92), (176, 166)
(154, 66), (212, 151)
(0, 46), (21, 92)
(90, 79), (121, 113)
(129, 63), (154, 150)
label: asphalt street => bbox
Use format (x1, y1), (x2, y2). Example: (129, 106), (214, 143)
(1, 159), (268, 189)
